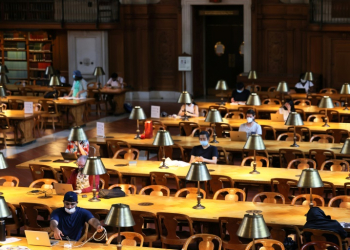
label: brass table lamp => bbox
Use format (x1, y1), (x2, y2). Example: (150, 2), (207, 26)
(284, 112), (304, 147)
(215, 80), (228, 105)
(237, 211), (270, 250)
(82, 156), (107, 202)
(340, 138), (350, 179)
(49, 75), (61, 100)
(129, 106), (146, 139)
(185, 162), (212, 209)
(0, 75), (9, 85)
(318, 96), (334, 127)
(0, 196), (10, 242)
(276, 81), (289, 105)
(0, 153), (9, 195)
(45, 66), (55, 79)
(178, 91), (192, 121)
(204, 109), (222, 143)
(297, 168), (324, 207)
(340, 83), (350, 110)
(0, 65), (9, 74)
(93, 67), (105, 89)
(246, 93), (261, 106)
(152, 130), (174, 169)
(243, 134), (266, 174)
(68, 126), (87, 142)
(248, 70), (257, 93)
(105, 203), (135, 250)
(0, 86), (7, 113)
(304, 72), (314, 82)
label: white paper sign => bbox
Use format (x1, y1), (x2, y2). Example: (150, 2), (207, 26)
(151, 106), (160, 118)
(24, 102), (33, 114)
(178, 56), (192, 71)
(96, 122), (105, 137)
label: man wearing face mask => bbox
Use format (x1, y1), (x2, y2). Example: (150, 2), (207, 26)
(295, 73), (314, 93)
(67, 70), (88, 98)
(50, 191), (104, 241)
(239, 109), (262, 138)
(67, 156), (99, 194)
(230, 82), (251, 104)
(190, 131), (218, 164)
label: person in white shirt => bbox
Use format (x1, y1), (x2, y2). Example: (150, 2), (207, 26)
(239, 109), (262, 138)
(295, 73), (314, 93)
(276, 100), (295, 121)
(178, 95), (199, 117)
(56, 70), (67, 85)
(104, 73), (125, 88)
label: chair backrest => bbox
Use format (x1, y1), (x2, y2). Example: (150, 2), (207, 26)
(309, 149), (336, 170)
(108, 184), (136, 194)
(271, 178), (299, 201)
(139, 185), (170, 196)
(6, 202), (21, 229)
(112, 148), (139, 160)
(320, 159), (349, 171)
(238, 107), (257, 117)
(312, 181), (336, 198)
(150, 172), (181, 190)
(29, 164), (57, 181)
(326, 129), (350, 143)
(219, 217), (246, 247)
(21, 87), (34, 96)
(261, 125), (276, 140)
(267, 86), (277, 92)
(287, 158), (317, 170)
(208, 175), (234, 196)
(279, 149), (305, 168)
(224, 112), (245, 119)
(310, 134), (335, 143)
(277, 132), (301, 142)
(175, 187), (206, 199)
(252, 192), (285, 204)
(302, 228), (343, 250)
(131, 210), (159, 240)
(0, 176), (19, 187)
(179, 122), (199, 136)
(294, 99), (311, 106)
(217, 146), (229, 165)
(60, 166), (76, 183)
(213, 122), (231, 138)
(246, 84), (261, 92)
(0, 103), (6, 111)
(301, 241), (340, 250)
(328, 195), (350, 208)
(291, 194), (325, 207)
(29, 178), (58, 189)
(38, 99), (58, 113)
(307, 114), (326, 122)
(241, 156), (269, 168)
(295, 108), (306, 121)
(287, 126), (311, 141)
(262, 98), (281, 105)
(182, 234), (222, 250)
(8, 99), (24, 110)
(99, 169), (124, 189)
(245, 239), (285, 250)
(213, 188), (246, 201)
(20, 202), (53, 230)
(106, 232), (144, 246)
(320, 88), (338, 94)
(106, 140), (131, 158)
(159, 143), (185, 161)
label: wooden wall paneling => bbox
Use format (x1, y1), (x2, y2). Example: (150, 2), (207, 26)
(52, 30), (68, 81)
(108, 29), (125, 80)
(192, 7), (204, 97)
(308, 34), (323, 79)
(286, 29), (294, 75)
(265, 29), (287, 74)
(331, 39), (350, 89)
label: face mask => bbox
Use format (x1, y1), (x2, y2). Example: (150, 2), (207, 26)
(301, 79), (306, 83)
(247, 117), (253, 123)
(65, 207), (76, 214)
(237, 89), (243, 93)
(200, 141), (208, 147)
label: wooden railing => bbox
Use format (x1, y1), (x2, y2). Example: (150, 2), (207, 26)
(310, 0), (350, 24)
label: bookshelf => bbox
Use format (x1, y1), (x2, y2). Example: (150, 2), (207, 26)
(0, 31), (53, 84)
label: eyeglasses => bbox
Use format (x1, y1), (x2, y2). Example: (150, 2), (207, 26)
(64, 201), (77, 206)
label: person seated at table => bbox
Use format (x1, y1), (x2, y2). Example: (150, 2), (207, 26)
(276, 100), (295, 121)
(66, 140), (89, 156)
(238, 109), (262, 138)
(231, 82), (251, 104)
(50, 191), (104, 241)
(178, 94), (199, 117)
(67, 155), (99, 194)
(56, 70), (67, 86)
(104, 73), (125, 88)
(303, 207), (347, 245)
(67, 70), (88, 98)
(190, 131), (218, 164)
(295, 73), (314, 93)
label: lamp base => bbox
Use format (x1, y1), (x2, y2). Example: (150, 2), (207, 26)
(220, 101), (226, 106)
(134, 135), (141, 139)
(346, 175), (350, 180)
(159, 165), (169, 169)
(117, 244), (122, 250)
(193, 203), (205, 209)
(0, 220), (5, 242)
(89, 196), (101, 202)
(322, 123), (330, 127)
(182, 116), (189, 121)
(344, 107), (349, 110)
(290, 143), (300, 147)
(0, 192), (3, 195)
(210, 139), (219, 143)
(249, 169), (260, 174)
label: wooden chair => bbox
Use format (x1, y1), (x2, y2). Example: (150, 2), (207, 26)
(320, 88), (338, 94)
(100, 169), (124, 189)
(312, 181), (336, 202)
(310, 134), (335, 143)
(287, 158), (316, 169)
(277, 132), (301, 142)
(0, 176), (19, 187)
(326, 129), (350, 143)
(267, 86), (277, 92)
(302, 228), (345, 250)
(301, 241), (340, 250)
(279, 149), (305, 168)
(287, 126), (311, 141)
(175, 187), (206, 199)
(270, 178), (300, 203)
(207, 175), (235, 198)
(0, 114), (17, 148)
(182, 234), (222, 250)
(245, 239), (285, 250)
(107, 232), (144, 246)
(291, 194), (325, 207)
(131, 210), (159, 247)
(295, 108), (306, 121)
(139, 185), (170, 196)
(241, 156), (269, 167)
(60, 166), (76, 183)
(29, 178), (58, 189)
(224, 112), (245, 119)
(20, 87), (34, 96)
(0, 104), (6, 111)
(112, 148), (140, 160)
(261, 125), (276, 140)
(262, 98), (281, 105)
(212, 122), (232, 138)
(106, 140), (131, 158)
(294, 99), (311, 106)
(320, 109), (340, 122)
(219, 217), (247, 250)
(157, 212), (194, 248)
(307, 114), (326, 123)
(217, 146), (230, 165)
(108, 184), (136, 194)
(20, 202), (52, 232)
(179, 122), (200, 136)
(8, 99), (24, 110)
(87, 88), (107, 116)
(309, 149), (336, 170)
(320, 159), (349, 171)
(238, 107), (257, 117)
(5, 202), (23, 236)
(246, 84), (261, 92)
(38, 99), (63, 131)
(85, 209), (113, 240)
(209, 106), (228, 117)
(150, 172), (181, 192)
(29, 164), (59, 181)
(158, 143), (185, 161)
(328, 196), (350, 208)
(213, 188), (246, 201)
(252, 192), (285, 204)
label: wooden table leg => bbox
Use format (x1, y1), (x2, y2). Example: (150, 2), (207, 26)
(69, 105), (85, 127)
(16, 119), (36, 144)
(113, 93), (126, 115)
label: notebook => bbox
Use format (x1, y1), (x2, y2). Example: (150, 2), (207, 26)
(270, 113), (285, 122)
(229, 131), (247, 142)
(25, 230), (59, 247)
(53, 183), (74, 195)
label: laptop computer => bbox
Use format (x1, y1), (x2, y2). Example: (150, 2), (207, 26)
(53, 183), (74, 195)
(25, 230), (59, 247)
(229, 131), (247, 141)
(270, 113), (285, 122)
(61, 152), (78, 160)
(295, 88), (306, 93)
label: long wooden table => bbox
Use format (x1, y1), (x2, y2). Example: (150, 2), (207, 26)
(2, 187), (350, 227)
(16, 156), (350, 188)
(5, 84), (71, 94)
(97, 88), (128, 115)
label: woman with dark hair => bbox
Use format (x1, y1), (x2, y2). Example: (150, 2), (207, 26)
(238, 109), (262, 138)
(277, 100), (295, 121)
(178, 94), (199, 117)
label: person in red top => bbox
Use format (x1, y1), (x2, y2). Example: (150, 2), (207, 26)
(67, 155), (99, 194)
(66, 140), (89, 157)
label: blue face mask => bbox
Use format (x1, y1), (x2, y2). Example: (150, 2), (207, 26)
(200, 141), (208, 147)
(237, 89), (243, 93)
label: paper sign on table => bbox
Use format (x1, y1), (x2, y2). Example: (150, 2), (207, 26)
(151, 105), (160, 118)
(24, 102), (33, 114)
(96, 122), (105, 137)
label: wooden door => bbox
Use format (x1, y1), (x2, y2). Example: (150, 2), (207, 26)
(332, 40), (350, 89)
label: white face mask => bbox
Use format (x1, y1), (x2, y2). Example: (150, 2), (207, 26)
(65, 207), (76, 214)
(247, 117), (253, 123)
(301, 79), (306, 83)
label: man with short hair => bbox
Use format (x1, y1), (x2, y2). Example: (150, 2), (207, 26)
(189, 131), (218, 164)
(50, 191), (104, 241)
(231, 82), (251, 103)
